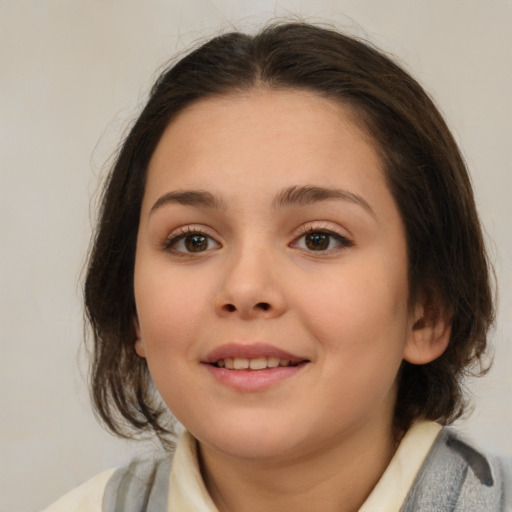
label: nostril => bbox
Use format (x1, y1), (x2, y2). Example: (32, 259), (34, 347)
(221, 302), (271, 314)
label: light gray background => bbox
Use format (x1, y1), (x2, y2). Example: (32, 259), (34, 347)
(1, 1), (511, 511)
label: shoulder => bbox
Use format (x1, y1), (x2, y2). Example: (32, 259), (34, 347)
(402, 427), (512, 512)
(42, 457), (173, 512)
(41, 468), (117, 512)
(103, 457), (173, 512)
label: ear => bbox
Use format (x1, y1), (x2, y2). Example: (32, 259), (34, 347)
(404, 298), (452, 365)
(133, 317), (146, 358)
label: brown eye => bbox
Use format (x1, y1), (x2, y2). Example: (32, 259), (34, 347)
(305, 232), (329, 250)
(166, 231), (220, 254)
(185, 234), (209, 252)
(292, 229), (351, 252)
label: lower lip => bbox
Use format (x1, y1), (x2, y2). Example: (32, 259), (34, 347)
(203, 362), (308, 392)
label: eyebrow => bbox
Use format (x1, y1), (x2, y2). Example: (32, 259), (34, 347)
(150, 190), (226, 214)
(149, 185), (375, 218)
(273, 185), (376, 218)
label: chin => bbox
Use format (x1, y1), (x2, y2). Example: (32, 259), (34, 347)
(193, 417), (307, 460)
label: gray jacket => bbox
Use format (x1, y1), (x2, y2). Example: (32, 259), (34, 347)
(103, 428), (512, 511)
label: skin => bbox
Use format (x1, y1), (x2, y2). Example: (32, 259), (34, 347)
(133, 89), (450, 512)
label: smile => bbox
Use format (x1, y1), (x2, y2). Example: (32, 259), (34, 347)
(213, 357), (298, 370)
(203, 343), (309, 391)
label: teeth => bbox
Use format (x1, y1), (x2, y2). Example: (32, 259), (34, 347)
(233, 358), (249, 370)
(249, 357), (267, 370)
(267, 357), (280, 368)
(214, 357), (296, 370)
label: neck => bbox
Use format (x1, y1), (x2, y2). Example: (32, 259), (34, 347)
(198, 416), (397, 512)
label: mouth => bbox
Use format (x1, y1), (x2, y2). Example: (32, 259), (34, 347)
(203, 343), (309, 390)
(204, 343), (308, 369)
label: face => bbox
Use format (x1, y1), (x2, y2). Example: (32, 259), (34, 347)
(134, 89), (419, 462)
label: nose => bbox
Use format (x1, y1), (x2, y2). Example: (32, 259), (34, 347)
(214, 246), (287, 320)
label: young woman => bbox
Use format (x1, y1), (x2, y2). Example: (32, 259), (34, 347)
(44, 22), (510, 512)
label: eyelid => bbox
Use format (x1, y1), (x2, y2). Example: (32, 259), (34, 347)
(294, 221), (352, 240)
(163, 225), (221, 253)
(290, 222), (354, 251)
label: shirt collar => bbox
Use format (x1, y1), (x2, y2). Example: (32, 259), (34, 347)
(168, 421), (442, 512)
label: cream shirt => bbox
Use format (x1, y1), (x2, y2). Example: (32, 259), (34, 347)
(43, 421), (442, 512)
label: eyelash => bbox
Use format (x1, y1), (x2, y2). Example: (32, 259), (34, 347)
(163, 226), (220, 255)
(163, 224), (353, 255)
(292, 226), (353, 252)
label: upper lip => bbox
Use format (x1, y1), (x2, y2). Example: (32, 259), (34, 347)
(204, 343), (307, 364)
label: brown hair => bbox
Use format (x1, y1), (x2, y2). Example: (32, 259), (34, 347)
(84, 22), (494, 444)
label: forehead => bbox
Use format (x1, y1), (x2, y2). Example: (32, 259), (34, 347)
(143, 89), (392, 219)
(152, 89), (376, 164)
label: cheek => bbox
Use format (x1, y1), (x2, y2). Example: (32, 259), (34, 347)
(134, 264), (210, 357)
(298, 265), (409, 423)
(133, 268), (211, 417)
(298, 257), (410, 364)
